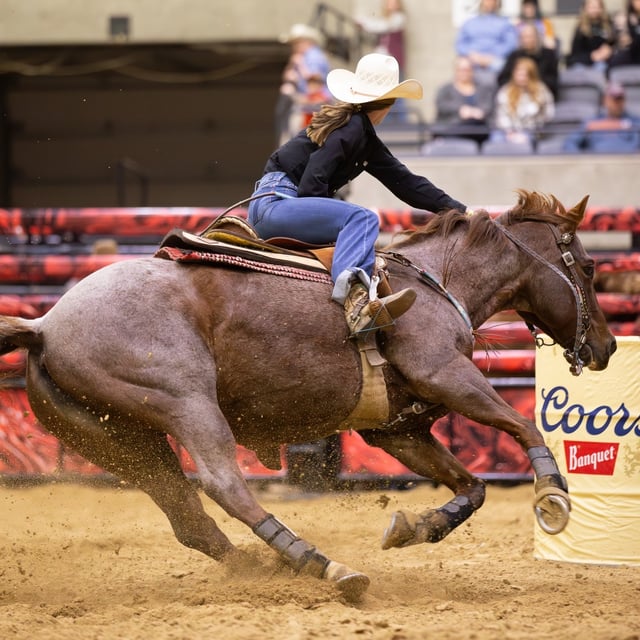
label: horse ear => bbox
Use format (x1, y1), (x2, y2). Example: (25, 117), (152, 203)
(569, 195), (590, 224)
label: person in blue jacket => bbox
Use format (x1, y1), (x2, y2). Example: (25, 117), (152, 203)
(455, 0), (518, 73)
(563, 82), (640, 152)
(248, 53), (469, 338)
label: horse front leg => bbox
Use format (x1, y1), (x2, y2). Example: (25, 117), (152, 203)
(359, 425), (486, 549)
(424, 357), (571, 535)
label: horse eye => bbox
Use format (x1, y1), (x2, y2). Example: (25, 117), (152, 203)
(583, 263), (595, 278)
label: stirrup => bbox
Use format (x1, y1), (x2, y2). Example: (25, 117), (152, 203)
(346, 287), (416, 337)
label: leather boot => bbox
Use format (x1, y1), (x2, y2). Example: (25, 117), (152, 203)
(344, 283), (417, 337)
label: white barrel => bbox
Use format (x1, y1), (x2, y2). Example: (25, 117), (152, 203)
(534, 337), (640, 565)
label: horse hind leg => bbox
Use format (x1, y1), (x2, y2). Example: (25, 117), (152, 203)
(28, 355), (369, 600)
(174, 401), (370, 600)
(359, 425), (486, 549)
(25, 353), (237, 562)
(251, 514), (370, 598)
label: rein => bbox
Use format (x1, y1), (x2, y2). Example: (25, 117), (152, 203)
(382, 251), (474, 333)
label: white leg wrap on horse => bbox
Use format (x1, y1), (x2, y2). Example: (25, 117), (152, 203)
(253, 514), (329, 577)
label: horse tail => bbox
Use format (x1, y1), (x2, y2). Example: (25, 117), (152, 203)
(0, 315), (43, 356)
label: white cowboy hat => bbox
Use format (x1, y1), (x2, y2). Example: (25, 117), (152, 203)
(326, 53), (423, 104)
(280, 23), (324, 46)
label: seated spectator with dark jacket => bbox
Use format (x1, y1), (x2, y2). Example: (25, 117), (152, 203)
(433, 56), (495, 143)
(609, 0), (640, 69)
(498, 22), (559, 98)
(566, 0), (616, 73)
(563, 81), (640, 152)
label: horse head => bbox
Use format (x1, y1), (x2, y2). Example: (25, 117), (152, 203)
(497, 190), (616, 374)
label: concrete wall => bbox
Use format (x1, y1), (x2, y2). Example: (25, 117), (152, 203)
(0, 0), (319, 45)
(349, 153), (640, 210)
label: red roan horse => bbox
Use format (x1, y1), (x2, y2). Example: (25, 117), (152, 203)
(0, 191), (616, 600)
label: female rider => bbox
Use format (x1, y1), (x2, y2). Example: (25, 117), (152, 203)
(249, 53), (470, 337)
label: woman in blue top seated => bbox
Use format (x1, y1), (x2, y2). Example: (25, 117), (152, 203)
(249, 53), (468, 338)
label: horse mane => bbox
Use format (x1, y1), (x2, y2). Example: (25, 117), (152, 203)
(390, 190), (580, 251)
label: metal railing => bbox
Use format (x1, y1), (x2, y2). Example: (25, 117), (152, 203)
(309, 2), (369, 62)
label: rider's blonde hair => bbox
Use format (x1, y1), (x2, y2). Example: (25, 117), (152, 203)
(306, 99), (395, 146)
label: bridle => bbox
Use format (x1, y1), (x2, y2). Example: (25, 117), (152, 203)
(497, 221), (591, 376)
(383, 218), (592, 377)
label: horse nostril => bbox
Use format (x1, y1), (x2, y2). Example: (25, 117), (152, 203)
(610, 337), (617, 355)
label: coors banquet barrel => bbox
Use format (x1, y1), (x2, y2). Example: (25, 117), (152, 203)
(534, 337), (640, 565)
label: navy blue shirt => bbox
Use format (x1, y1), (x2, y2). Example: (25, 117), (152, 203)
(264, 112), (466, 214)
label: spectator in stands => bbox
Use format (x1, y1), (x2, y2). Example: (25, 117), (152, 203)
(498, 22), (559, 98)
(275, 24), (331, 145)
(609, 0), (640, 69)
(300, 73), (333, 127)
(248, 53), (469, 337)
(357, 0), (406, 73)
(513, 0), (558, 51)
(562, 81), (640, 152)
(434, 55), (494, 143)
(491, 56), (555, 145)
(357, 0), (408, 119)
(566, 0), (617, 73)
(455, 0), (518, 75)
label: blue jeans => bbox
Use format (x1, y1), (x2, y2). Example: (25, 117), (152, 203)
(248, 172), (380, 303)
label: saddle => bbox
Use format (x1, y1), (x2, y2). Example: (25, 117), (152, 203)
(157, 214), (393, 297)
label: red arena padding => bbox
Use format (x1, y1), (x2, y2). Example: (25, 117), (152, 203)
(339, 386), (534, 478)
(0, 351), (26, 375)
(473, 349), (536, 375)
(0, 388), (102, 476)
(595, 253), (640, 273)
(0, 207), (241, 240)
(0, 254), (135, 285)
(1, 205), (640, 241)
(375, 206), (640, 233)
(597, 293), (640, 316)
(0, 388), (284, 479)
(0, 295), (60, 318)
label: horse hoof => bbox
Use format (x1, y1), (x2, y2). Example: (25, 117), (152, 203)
(534, 487), (571, 535)
(381, 510), (418, 549)
(335, 572), (370, 601)
(323, 561), (370, 601)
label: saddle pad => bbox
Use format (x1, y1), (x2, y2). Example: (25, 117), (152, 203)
(155, 245), (333, 285)
(159, 229), (329, 274)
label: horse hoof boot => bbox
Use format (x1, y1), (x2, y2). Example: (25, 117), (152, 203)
(323, 561), (370, 601)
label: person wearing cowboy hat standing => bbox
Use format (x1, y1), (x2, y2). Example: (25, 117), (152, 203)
(275, 24), (331, 145)
(249, 53), (469, 338)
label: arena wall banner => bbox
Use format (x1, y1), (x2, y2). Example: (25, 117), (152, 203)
(534, 337), (640, 566)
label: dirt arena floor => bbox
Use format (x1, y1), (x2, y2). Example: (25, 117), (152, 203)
(0, 480), (638, 640)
